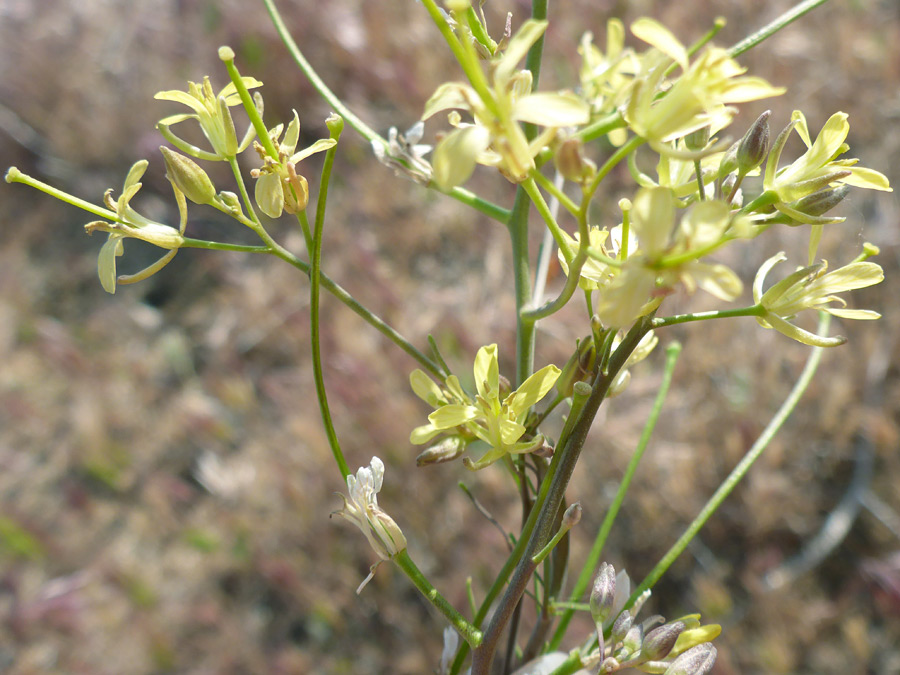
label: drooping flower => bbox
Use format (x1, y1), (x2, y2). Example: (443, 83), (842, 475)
(409, 344), (560, 470)
(84, 159), (186, 294)
(753, 251), (883, 347)
(423, 19), (590, 189)
(333, 457), (407, 565)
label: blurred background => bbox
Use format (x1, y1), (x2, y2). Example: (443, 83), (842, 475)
(1, 0), (898, 673)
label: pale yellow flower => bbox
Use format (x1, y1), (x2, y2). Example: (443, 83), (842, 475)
(155, 76), (262, 160)
(623, 19), (784, 153)
(410, 344), (560, 470)
(753, 251), (883, 347)
(423, 19), (590, 189)
(84, 160), (186, 294)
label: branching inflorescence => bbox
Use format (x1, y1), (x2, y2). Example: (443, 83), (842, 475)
(5, 0), (891, 673)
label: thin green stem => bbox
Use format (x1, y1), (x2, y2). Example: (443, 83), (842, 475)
(509, 186), (535, 387)
(576, 112), (626, 144)
(582, 136), (646, 207)
(728, 0), (832, 57)
(309, 118), (349, 478)
(394, 550), (484, 649)
(181, 237), (269, 253)
(419, 0), (499, 118)
(6, 168), (118, 221)
(520, 177), (589, 322)
(221, 52), (279, 161)
(532, 170), (579, 217)
(227, 156), (263, 227)
(652, 304), (766, 328)
(471, 318), (654, 674)
(549, 342), (682, 651)
(626, 313), (830, 608)
(449, 479), (547, 674)
(261, 0), (379, 145)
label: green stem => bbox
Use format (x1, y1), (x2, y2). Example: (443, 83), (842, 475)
(6, 168), (118, 221)
(181, 237), (269, 253)
(509, 186), (535, 387)
(520, 178), (588, 322)
(394, 550), (484, 649)
(548, 342), (682, 651)
(576, 112), (626, 144)
(193, 231), (443, 378)
(532, 170), (579, 217)
(652, 304), (766, 328)
(728, 0), (833, 57)
(309, 118), (349, 478)
(471, 318), (653, 674)
(221, 51), (279, 161)
(625, 313), (830, 608)
(227, 156), (263, 227)
(583, 135), (645, 206)
(261, 0), (379, 145)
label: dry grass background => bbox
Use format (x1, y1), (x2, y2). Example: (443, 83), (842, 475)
(1, 0), (899, 673)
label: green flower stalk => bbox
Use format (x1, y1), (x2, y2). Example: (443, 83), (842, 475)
(753, 251), (884, 347)
(409, 344), (560, 470)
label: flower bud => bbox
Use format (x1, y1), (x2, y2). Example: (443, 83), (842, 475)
(671, 624), (721, 657)
(609, 609), (633, 645)
(717, 141), (739, 179)
(556, 337), (597, 397)
(737, 110), (770, 175)
(218, 190), (243, 216)
(217, 95), (239, 157)
(416, 435), (467, 466)
(160, 146), (216, 205)
(684, 126), (710, 152)
(622, 622), (644, 655)
(563, 502), (582, 529)
(555, 138), (596, 184)
(663, 643), (716, 675)
(641, 621), (685, 661)
(590, 562), (617, 628)
(788, 185), (850, 218)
